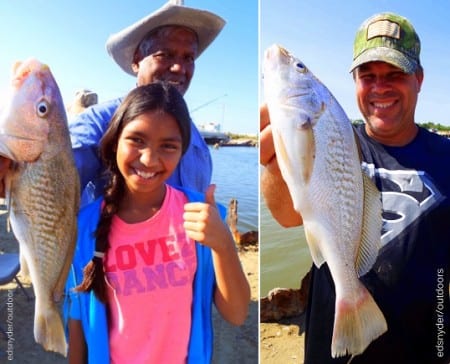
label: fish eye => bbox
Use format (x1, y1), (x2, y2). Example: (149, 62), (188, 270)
(36, 101), (49, 117)
(296, 62), (305, 70)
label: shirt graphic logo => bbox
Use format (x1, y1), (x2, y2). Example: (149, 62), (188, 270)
(105, 232), (196, 296)
(362, 162), (444, 249)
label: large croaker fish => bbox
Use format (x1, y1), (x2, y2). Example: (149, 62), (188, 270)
(0, 59), (79, 356)
(263, 44), (387, 358)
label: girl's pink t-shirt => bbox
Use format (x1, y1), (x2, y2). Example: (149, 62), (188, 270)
(105, 186), (197, 364)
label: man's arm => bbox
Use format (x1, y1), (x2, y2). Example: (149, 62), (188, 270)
(260, 104), (302, 227)
(69, 98), (123, 195)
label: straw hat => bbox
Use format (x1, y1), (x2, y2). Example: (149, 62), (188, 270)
(106, 0), (226, 75)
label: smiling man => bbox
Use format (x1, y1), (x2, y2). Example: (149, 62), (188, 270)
(353, 61), (422, 145)
(70, 1), (225, 206)
(260, 12), (450, 364)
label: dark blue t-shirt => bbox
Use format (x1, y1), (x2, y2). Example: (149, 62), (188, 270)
(304, 125), (450, 364)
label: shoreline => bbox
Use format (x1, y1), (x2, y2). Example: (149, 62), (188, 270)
(207, 138), (258, 147)
(220, 138), (258, 147)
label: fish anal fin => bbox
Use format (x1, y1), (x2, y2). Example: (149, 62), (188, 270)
(52, 229), (76, 302)
(304, 226), (325, 268)
(355, 173), (382, 277)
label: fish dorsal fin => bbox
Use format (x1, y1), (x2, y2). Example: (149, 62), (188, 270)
(355, 173), (382, 276)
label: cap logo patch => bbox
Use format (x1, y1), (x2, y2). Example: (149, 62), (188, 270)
(367, 20), (400, 40)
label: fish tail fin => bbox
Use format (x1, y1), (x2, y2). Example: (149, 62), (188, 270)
(331, 285), (387, 358)
(34, 305), (67, 357)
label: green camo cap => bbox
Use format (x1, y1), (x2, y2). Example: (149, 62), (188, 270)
(350, 12), (421, 74)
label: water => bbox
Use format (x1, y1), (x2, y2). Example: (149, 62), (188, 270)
(209, 147), (312, 297)
(209, 146), (258, 232)
(260, 181), (312, 297)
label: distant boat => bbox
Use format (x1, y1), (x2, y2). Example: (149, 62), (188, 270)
(198, 122), (230, 145)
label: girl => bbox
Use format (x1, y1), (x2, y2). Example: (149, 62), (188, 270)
(65, 83), (250, 364)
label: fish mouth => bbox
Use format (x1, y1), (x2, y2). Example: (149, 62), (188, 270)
(0, 134), (44, 142)
(0, 134), (45, 161)
(0, 142), (21, 161)
(279, 46), (290, 58)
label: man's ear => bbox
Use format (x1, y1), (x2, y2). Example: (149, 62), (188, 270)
(416, 68), (424, 93)
(131, 62), (139, 74)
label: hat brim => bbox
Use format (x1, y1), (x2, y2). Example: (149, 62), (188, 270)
(349, 47), (419, 74)
(106, 3), (226, 76)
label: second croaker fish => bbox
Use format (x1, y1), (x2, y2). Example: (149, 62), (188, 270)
(263, 44), (387, 358)
(0, 59), (79, 356)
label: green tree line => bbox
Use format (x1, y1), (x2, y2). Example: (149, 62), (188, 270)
(352, 119), (450, 132)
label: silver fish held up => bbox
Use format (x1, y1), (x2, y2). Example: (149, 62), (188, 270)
(263, 44), (387, 358)
(0, 59), (79, 356)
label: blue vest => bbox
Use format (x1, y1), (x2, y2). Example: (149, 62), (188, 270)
(64, 187), (226, 363)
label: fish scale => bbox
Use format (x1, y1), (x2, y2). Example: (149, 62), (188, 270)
(312, 112), (360, 252)
(263, 44), (387, 358)
(14, 159), (75, 279)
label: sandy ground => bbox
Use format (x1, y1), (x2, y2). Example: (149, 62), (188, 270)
(0, 207), (259, 363)
(260, 314), (305, 364)
(213, 245), (259, 364)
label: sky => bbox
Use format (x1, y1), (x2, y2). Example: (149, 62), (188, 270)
(0, 0), (258, 135)
(260, 0), (450, 126)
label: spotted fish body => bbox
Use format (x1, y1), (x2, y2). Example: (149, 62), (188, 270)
(0, 59), (79, 356)
(263, 44), (387, 358)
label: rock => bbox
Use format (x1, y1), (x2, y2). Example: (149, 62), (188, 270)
(239, 231), (258, 246)
(260, 269), (311, 322)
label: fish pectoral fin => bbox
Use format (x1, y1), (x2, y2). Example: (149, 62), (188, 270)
(274, 124), (315, 189)
(304, 226), (325, 268)
(355, 173), (383, 277)
(274, 129), (294, 178)
(299, 126), (315, 185)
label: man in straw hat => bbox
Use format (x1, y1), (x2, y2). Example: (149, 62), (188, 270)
(69, 0), (225, 206)
(260, 12), (450, 363)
